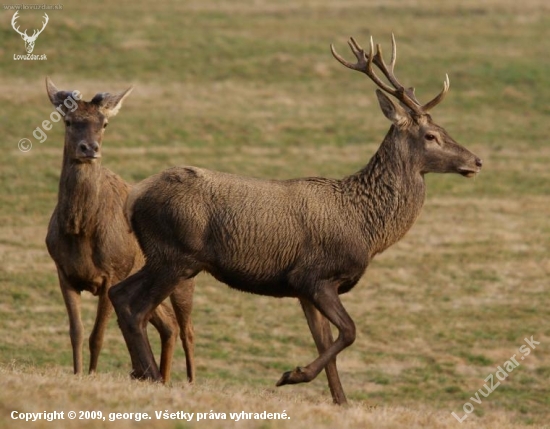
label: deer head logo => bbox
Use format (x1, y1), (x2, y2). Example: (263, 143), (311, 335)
(11, 11), (49, 54)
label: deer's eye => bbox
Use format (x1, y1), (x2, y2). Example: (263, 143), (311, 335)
(103, 122), (108, 129)
(65, 120), (71, 127)
(425, 133), (436, 141)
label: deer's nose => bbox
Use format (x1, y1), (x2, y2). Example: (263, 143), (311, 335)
(78, 141), (100, 158)
(475, 158), (483, 168)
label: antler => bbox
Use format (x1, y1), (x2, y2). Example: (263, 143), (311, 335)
(331, 35), (449, 114)
(30, 13), (49, 40)
(11, 11), (28, 38)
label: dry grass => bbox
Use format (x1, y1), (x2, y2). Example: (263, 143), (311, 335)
(1, 364), (547, 429)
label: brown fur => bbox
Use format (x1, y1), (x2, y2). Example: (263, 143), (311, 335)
(110, 38), (482, 404)
(44, 78), (195, 382)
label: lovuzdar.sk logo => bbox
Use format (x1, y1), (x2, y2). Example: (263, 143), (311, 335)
(11, 11), (48, 60)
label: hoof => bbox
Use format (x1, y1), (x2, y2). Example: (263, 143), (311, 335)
(130, 369), (162, 382)
(130, 369), (148, 380)
(276, 366), (308, 386)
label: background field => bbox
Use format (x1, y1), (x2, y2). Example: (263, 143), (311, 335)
(0, 0), (549, 428)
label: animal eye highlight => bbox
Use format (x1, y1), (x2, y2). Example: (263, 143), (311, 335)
(425, 133), (436, 141)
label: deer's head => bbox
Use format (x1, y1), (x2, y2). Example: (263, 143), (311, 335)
(332, 35), (482, 178)
(46, 77), (133, 164)
(12, 11), (49, 54)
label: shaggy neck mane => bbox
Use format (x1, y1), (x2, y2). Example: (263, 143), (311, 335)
(342, 126), (426, 257)
(58, 153), (102, 235)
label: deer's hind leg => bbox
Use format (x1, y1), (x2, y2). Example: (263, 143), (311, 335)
(149, 301), (179, 384)
(170, 279), (196, 383)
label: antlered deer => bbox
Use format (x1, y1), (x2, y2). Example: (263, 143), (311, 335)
(109, 36), (482, 404)
(45, 78), (195, 383)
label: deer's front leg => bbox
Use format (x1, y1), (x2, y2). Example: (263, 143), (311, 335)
(58, 271), (84, 375)
(110, 268), (180, 382)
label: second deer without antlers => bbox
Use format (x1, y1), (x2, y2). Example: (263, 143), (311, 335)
(110, 35), (482, 404)
(45, 78), (195, 383)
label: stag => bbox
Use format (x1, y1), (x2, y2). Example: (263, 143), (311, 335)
(45, 78), (195, 382)
(109, 36), (482, 404)
(11, 11), (49, 54)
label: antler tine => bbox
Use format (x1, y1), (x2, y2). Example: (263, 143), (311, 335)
(330, 36), (368, 72)
(390, 33), (397, 72)
(421, 73), (450, 112)
(372, 37), (408, 97)
(364, 36), (403, 97)
(373, 37), (423, 113)
(330, 42), (357, 71)
(348, 36), (365, 62)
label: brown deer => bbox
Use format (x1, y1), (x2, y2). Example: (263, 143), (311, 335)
(44, 77), (195, 383)
(109, 36), (482, 404)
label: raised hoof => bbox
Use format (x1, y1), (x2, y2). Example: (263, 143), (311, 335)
(276, 366), (309, 386)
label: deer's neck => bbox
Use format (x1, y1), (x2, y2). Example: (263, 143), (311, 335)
(57, 155), (103, 235)
(343, 127), (426, 257)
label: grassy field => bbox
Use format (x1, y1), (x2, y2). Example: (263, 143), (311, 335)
(1, 0), (549, 428)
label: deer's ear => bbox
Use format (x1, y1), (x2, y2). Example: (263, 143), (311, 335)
(45, 77), (74, 106)
(376, 89), (410, 125)
(92, 86), (134, 117)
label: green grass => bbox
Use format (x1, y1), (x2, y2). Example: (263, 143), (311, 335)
(1, 0), (549, 428)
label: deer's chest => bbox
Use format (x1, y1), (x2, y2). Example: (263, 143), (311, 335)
(47, 223), (136, 295)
